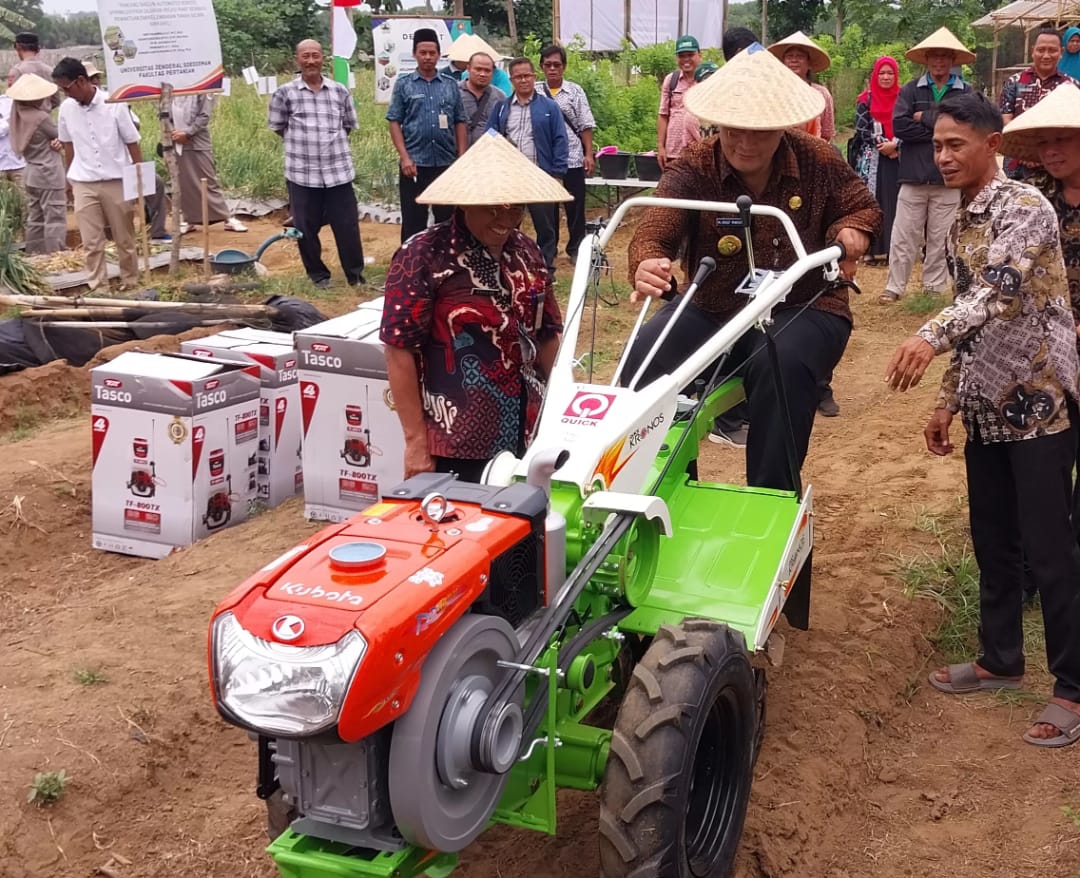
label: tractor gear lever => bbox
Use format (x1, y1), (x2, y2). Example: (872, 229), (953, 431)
(736, 194), (756, 276)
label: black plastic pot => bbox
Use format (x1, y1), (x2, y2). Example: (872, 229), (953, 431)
(597, 152), (631, 180)
(635, 154), (662, 182)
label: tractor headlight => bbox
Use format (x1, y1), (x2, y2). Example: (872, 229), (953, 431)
(211, 611), (366, 736)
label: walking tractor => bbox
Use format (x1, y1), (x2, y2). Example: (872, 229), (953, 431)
(207, 197), (848, 878)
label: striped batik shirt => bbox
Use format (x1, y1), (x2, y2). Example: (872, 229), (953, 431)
(268, 76), (357, 189)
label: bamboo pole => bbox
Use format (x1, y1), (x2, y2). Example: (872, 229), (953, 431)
(20, 306), (276, 320)
(0, 293), (278, 315)
(39, 319), (242, 330)
(136, 169), (151, 287)
(201, 177), (210, 278)
(159, 82), (183, 276)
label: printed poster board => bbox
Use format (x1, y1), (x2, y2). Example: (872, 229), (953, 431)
(96, 0), (225, 101)
(371, 16), (471, 104)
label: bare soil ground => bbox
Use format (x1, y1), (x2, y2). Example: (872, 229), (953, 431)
(1, 215), (1078, 878)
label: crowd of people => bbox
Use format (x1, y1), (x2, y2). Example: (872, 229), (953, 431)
(378, 25), (1080, 750)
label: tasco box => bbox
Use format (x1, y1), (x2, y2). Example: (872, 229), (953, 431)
(180, 330), (303, 508)
(90, 351), (261, 559)
(295, 302), (404, 521)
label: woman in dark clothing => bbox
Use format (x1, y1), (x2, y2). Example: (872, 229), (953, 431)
(851, 56), (901, 265)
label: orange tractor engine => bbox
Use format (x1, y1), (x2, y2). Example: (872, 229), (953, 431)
(209, 474), (549, 850)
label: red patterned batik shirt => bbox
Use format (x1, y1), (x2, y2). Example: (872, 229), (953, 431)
(381, 210), (563, 460)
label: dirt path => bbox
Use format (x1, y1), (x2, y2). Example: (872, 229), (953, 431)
(1, 234), (1078, 878)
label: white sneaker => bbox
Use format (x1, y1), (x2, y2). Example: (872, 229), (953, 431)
(224, 217), (248, 232)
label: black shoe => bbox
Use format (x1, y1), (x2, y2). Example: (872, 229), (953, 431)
(313, 278), (332, 289)
(347, 275), (367, 287)
(818, 388), (840, 417)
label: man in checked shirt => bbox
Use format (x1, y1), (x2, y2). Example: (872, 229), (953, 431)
(269, 39), (365, 288)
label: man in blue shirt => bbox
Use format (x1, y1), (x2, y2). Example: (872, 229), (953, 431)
(487, 57), (568, 275)
(387, 27), (467, 243)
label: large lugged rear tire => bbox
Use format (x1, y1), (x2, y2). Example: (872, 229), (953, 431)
(598, 620), (756, 878)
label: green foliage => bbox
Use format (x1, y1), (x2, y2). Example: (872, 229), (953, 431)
(449, 0), (553, 46)
(767, 0), (824, 41)
(1063, 805), (1080, 830)
(73, 668), (108, 685)
(0, 182), (47, 294)
(27, 769), (69, 806)
(213, 0), (324, 74)
(0, 2), (34, 41)
(36, 11), (101, 49)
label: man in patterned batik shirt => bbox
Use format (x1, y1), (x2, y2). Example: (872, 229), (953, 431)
(888, 92), (1080, 750)
(380, 132), (571, 484)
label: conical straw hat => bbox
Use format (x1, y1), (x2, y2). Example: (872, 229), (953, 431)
(418, 131), (572, 205)
(1000, 82), (1080, 163)
(448, 33), (505, 64)
(7, 72), (57, 102)
(684, 45), (826, 131)
(906, 27), (976, 66)
(767, 31), (831, 74)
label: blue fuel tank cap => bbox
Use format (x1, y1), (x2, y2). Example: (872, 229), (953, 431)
(329, 541), (387, 571)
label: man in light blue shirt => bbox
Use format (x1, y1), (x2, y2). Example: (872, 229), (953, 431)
(386, 27), (467, 243)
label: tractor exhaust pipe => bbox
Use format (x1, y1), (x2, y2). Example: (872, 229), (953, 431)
(526, 449), (570, 606)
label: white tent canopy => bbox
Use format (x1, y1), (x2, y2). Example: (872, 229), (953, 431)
(555, 0), (725, 52)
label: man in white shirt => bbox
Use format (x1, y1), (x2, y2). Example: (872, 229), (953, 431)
(0, 93), (26, 184)
(52, 57), (142, 290)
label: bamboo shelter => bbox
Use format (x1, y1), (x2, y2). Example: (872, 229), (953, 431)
(973, 0), (1080, 95)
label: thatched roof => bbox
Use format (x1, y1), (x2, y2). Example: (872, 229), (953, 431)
(973, 0), (1080, 30)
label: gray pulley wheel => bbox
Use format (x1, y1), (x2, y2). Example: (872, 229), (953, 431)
(389, 613), (521, 852)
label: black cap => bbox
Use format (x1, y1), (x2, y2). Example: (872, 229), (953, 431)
(413, 28), (439, 49)
(14, 32), (38, 48)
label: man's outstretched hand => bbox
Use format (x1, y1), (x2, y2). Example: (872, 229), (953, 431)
(886, 337), (935, 391)
(925, 408), (954, 456)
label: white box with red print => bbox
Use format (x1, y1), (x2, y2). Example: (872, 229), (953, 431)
(90, 351), (262, 559)
(180, 329), (303, 509)
(295, 302), (405, 522)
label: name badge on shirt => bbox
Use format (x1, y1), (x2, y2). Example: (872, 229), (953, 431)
(438, 113), (449, 129)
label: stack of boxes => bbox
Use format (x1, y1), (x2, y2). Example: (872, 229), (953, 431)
(90, 351), (262, 559)
(90, 299), (406, 556)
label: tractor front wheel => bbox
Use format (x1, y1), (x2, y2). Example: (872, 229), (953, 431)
(598, 620), (756, 878)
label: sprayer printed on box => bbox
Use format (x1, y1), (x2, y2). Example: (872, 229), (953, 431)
(180, 334), (304, 508)
(296, 308), (405, 522)
(90, 352), (261, 559)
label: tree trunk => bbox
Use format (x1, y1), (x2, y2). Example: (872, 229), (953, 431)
(158, 82), (184, 276)
(834, 8), (842, 43)
(761, 0), (768, 45)
(453, 0), (463, 14)
(507, 0), (517, 44)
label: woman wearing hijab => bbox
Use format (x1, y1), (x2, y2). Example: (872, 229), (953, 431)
(1059, 26), (1080, 80)
(851, 56), (901, 265)
(7, 73), (66, 254)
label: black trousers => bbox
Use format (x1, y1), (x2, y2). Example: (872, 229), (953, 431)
(286, 181), (365, 285)
(399, 166), (453, 243)
(966, 430), (1080, 701)
(528, 201), (559, 275)
(621, 300), (850, 492)
(559, 165), (587, 259)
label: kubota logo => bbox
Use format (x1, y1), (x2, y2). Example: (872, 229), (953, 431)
(562, 392), (617, 425)
(104, 378), (123, 388)
(271, 614), (305, 641)
(311, 342), (331, 353)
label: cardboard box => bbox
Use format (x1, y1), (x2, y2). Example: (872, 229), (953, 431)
(91, 351), (262, 558)
(295, 303), (404, 522)
(180, 330), (303, 508)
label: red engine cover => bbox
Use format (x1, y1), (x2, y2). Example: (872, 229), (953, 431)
(209, 496), (532, 741)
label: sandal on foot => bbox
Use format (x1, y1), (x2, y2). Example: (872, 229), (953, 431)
(928, 662), (1022, 695)
(878, 291), (900, 304)
(1022, 703), (1080, 748)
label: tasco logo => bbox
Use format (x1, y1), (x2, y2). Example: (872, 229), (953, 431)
(285, 358), (296, 369)
(104, 378), (123, 388)
(271, 614), (305, 641)
(562, 392), (617, 426)
(205, 379), (221, 391)
(311, 342), (331, 353)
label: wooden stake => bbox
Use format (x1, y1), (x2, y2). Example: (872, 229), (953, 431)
(136, 169), (150, 287)
(201, 176), (210, 278)
(158, 82), (183, 276)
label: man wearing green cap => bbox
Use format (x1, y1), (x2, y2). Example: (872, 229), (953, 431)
(657, 35), (701, 169)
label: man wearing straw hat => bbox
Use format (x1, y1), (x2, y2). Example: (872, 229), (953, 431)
(625, 47), (880, 504)
(380, 131), (569, 484)
(8, 73), (66, 254)
(767, 31), (835, 142)
(888, 91), (1080, 749)
(999, 26), (1079, 180)
(881, 27), (974, 305)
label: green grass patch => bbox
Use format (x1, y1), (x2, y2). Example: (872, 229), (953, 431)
(73, 668), (108, 686)
(900, 290), (947, 316)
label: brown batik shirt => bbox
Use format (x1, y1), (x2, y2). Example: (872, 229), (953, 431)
(917, 174), (1079, 443)
(627, 129), (882, 325)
